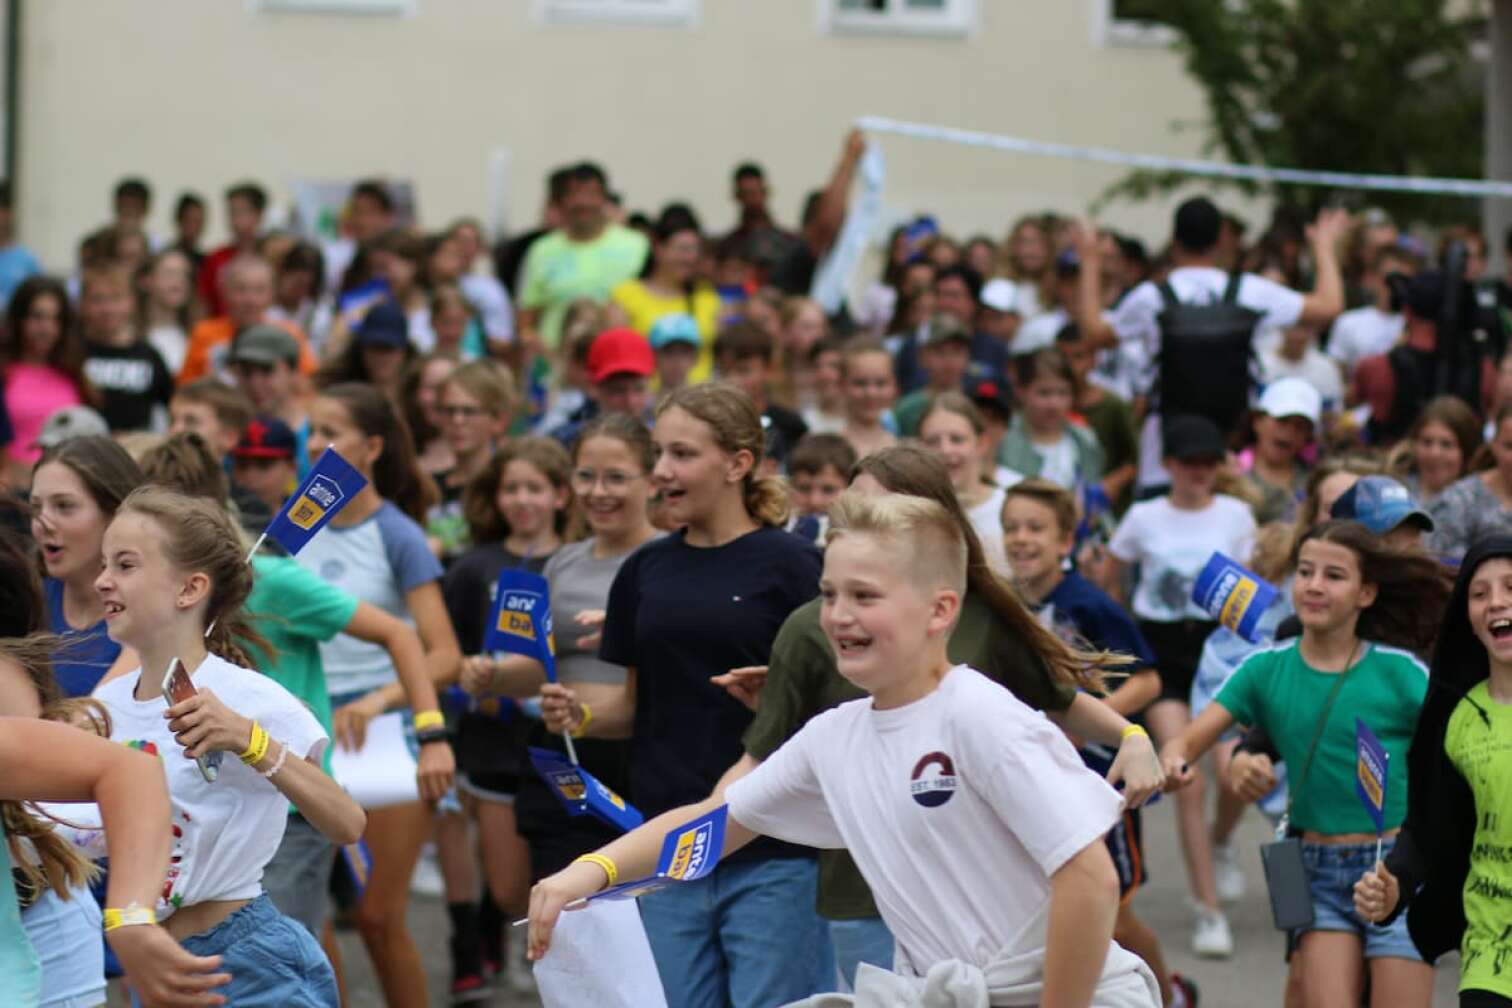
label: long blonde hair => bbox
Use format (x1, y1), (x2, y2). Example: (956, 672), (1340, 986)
(656, 383), (789, 527)
(115, 487), (271, 669)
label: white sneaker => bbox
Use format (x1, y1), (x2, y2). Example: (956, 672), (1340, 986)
(1191, 906), (1233, 959)
(1213, 843), (1245, 904)
(505, 934), (537, 994)
(409, 842), (445, 898)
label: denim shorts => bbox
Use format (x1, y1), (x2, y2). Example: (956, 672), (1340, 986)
(1300, 838), (1422, 961)
(179, 893), (338, 1006)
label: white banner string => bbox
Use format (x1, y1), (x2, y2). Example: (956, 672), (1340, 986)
(856, 115), (1512, 200)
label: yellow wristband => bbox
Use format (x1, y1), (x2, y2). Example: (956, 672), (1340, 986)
(239, 722), (270, 766)
(413, 709), (445, 732)
(1121, 724), (1148, 740)
(573, 852), (618, 889)
(103, 905), (156, 931)
(571, 702), (593, 739)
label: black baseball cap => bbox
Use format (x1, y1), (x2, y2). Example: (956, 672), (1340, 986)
(1163, 414), (1226, 462)
(232, 415), (297, 460)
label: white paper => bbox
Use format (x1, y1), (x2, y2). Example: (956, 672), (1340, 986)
(329, 712), (419, 809)
(534, 898), (668, 1008)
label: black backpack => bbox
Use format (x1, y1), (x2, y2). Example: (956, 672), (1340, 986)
(1154, 273), (1264, 437)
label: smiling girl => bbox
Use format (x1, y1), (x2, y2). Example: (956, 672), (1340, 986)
(92, 486), (365, 1004)
(838, 339), (898, 459)
(542, 382), (833, 1007)
(30, 436), (144, 697)
(439, 435), (571, 994)
(1392, 396), (1480, 510)
(1356, 536), (1512, 1008)
(1163, 521), (1449, 1008)
(294, 383), (460, 1008)
(1431, 404), (1512, 564)
(919, 392), (1017, 576)
(426, 360), (515, 563)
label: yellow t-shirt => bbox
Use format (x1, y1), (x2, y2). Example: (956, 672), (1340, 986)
(610, 280), (721, 384)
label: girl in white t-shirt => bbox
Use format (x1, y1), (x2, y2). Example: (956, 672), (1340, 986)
(918, 392), (1017, 576)
(92, 486), (365, 1005)
(1100, 413), (1257, 960)
(527, 491), (1159, 1006)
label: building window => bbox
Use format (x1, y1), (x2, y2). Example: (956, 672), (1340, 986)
(821, 0), (976, 38)
(535, 0), (699, 27)
(1095, 0), (1179, 47)
(252, 0), (416, 14)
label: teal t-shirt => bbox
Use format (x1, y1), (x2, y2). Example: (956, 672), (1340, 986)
(245, 554), (360, 775)
(0, 832), (41, 1006)
(1446, 681), (1512, 998)
(1215, 639), (1426, 835)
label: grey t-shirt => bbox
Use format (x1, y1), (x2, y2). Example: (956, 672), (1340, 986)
(544, 537), (656, 685)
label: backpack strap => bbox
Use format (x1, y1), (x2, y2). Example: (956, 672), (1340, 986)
(1222, 271), (1244, 305)
(1155, 279), (1181, 311)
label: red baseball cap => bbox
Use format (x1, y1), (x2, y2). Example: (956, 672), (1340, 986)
(587, 327), (655, 384)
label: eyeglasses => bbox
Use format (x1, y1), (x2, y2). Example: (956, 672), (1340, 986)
(437, 405), (486, 420)
(571, 469), (637, 491)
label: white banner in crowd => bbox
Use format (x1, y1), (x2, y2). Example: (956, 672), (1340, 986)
(853, 115), (1512, 199)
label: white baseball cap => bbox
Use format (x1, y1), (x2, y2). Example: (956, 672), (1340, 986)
(1257, 377), (1322, 426)
(980, 277), (1019, 314)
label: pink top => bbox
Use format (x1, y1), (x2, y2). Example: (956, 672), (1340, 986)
(5, 362), (83, 464)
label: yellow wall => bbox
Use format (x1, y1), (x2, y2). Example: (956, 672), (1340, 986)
(17, 0), (1230, 269)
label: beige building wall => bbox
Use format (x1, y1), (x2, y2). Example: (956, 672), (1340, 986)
(16, 0), (1228, 270)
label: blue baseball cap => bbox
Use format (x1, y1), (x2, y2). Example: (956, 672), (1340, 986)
(1330, 475), (1434, 534)
(355, 299), (411, 350)
(648, 313), (700, 350)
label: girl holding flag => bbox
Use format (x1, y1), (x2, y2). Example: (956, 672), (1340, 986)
(90, 485), (366, 1003)
(296, 382), (461, 1008)
(1355, 535), (1512, 1008)
(542, 383), (834, 1008)
(1161, 520), (1450, 1008)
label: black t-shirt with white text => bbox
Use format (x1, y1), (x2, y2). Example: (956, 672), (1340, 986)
(84, 341), (174, 432)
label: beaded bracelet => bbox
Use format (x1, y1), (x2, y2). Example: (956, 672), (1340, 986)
(260, 741), (291, 779)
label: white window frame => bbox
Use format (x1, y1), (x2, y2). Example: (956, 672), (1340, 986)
(250, 0), (416, 15)
(534, 0), (700, 28)
(819, 0), (977, 39)
(1092, 0), (1178, 48)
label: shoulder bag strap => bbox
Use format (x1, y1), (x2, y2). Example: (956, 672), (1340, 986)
(1285, 639), (1362, 827)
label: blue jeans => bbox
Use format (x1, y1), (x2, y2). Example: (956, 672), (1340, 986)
(638, 856), (833, 1008)
(179, 894), (338, 1006)
(828, 916), (895, 991)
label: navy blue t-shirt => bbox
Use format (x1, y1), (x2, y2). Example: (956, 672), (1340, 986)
(600, 525), (821, 858)
(45, 577), (120, 697)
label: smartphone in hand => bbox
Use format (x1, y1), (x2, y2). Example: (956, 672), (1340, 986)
(161, 659), (221, 783)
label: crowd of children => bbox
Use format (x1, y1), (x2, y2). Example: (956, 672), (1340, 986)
(3, 157), (1512, 1008)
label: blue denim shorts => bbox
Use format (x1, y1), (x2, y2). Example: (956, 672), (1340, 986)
(1300, 838), (1422, 961)
(179, 893), (338, 1006)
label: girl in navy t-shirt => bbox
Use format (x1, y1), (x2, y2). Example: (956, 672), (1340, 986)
(543, 382), (833, 1008)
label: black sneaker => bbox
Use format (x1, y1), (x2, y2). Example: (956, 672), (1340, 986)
(1172, 972), (1200, 1008)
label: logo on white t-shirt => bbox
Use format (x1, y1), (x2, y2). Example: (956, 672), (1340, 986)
(910, 751), (958, 808)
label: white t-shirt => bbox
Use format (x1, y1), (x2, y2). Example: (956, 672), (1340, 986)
(965, 483), (1012, 576)
(1327, 306), (1402, 374)
(460, 273), (515, 344)
(94, 654), (326, 919)
(1110, 267), (1306, 490)
(726, 665), (1121, 975)
(1259, 347), (1345, 413)
(1013, 308), (1067, 356)
(1108, 494), (1257, 622)
(1032, 434), (1080, 489)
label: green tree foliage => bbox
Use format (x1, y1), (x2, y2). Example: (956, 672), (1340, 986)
(1102, 0), (1487, 224)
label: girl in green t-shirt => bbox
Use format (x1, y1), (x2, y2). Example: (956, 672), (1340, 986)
(1161, 519), (1451, 1008)
(1357, 534), (1512, 1008)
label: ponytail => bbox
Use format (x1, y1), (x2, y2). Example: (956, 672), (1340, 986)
(744, 474), (791, 528)
(320, 383), (439, 523)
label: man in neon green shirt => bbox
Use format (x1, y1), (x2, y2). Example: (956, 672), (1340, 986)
(516, 162), (648, 353)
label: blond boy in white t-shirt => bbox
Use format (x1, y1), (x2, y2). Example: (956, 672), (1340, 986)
(526, 492), (1158, 1007)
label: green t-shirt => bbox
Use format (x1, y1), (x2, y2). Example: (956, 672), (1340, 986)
(743, 590), (1077, 918)
(518, 225), (649, 350)
(1446, 681), (1512, 999)
(245, 555), (360, 775)
(1215, 639), (1426, 835)
(0, 830), (40, 1006)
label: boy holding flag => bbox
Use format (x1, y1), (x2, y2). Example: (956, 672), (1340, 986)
(527, 491), (1158, 1006)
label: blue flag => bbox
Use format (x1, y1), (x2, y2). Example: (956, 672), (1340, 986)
(263, 447), (368, 556)
(527, 747), (643, 833)
(586, 805), (727, 903)
(482, 569), (556, 682)
(1192, 553), (1281, 643)
(1355, 719), (1389, 836)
